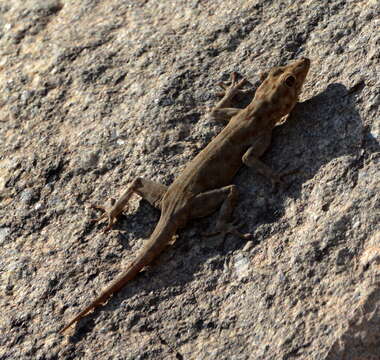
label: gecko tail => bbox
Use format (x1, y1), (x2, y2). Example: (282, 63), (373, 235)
(60, 213), (178, 334)
(59, 264), (139, 335)
(60, 293), (109, 334)
(60, 305), (94, 334)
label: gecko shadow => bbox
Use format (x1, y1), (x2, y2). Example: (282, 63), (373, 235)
(68, 82), (377, 341)
(236, 81), (378, 233)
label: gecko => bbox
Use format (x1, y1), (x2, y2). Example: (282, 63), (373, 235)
(60, 57), (310, 333)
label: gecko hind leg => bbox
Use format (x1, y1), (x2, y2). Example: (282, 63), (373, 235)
(91, 177), (168, 231)
(242, 145), (301, 191)
(190, 185), (252, 240)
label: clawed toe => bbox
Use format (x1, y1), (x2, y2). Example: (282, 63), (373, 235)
(88, 202), (117, 231)
(271, 166), (302, 192)
(203, 221), (252, 241)
(216, 72), (249, 98)
(89, 213), (107, 223)
(88, 204), (108, 223)
(217, 82), (228, 90)
(231, 228), (253, 240)
(270, 176), (286, 192)
(89, 203), (107, 212)
(279, 166), (302, 178)
(228, 221), (252, 240)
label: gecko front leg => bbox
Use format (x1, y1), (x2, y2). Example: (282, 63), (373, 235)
(91, 177), (168, 231)
(208, 72), (249, 123)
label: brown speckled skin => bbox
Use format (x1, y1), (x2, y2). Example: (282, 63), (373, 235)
(61, 58), (310, 334)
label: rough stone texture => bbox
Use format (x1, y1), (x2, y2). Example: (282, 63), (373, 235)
(0, 0), (379, 359)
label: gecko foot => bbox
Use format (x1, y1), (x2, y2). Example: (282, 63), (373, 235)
(216, 72), (248, 98)
(271, 166), (302, 192)
(89, 200), (118, 232)
(203, 220), (252, 241)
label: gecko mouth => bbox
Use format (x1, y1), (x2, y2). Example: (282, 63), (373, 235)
(295, 57), (310, 72)
(292, 57), (310, 89)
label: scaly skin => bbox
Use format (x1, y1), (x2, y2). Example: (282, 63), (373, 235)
(60, 57), (310, 334)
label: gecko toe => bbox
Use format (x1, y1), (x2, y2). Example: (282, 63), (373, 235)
(89, 203), (107, 212)
(203, 220), (251, 241)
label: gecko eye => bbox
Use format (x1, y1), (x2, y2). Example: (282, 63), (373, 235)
(285, 76), (296, 87)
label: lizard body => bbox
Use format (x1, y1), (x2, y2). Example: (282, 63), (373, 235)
(61, 58), (310, 333)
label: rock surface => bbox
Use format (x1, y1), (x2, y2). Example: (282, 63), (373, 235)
(0, 0), (379, 359)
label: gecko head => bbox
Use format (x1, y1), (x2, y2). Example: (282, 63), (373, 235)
(255, 57), (310, 119)
(282, 57), (310, 96)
